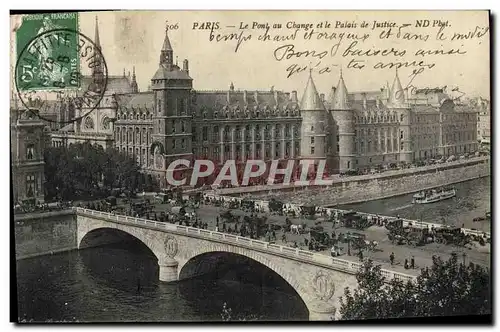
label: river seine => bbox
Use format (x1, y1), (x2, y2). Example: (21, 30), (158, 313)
(15, 177), (490, 322)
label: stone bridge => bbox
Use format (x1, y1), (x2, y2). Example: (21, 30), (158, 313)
(75, 207), (415, 320)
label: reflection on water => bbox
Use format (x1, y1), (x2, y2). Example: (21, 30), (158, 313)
(16, 242), (308, 322)
(339, 177), (491, 231)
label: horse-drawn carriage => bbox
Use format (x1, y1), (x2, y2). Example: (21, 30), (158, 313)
(220, 210), (240, 223)
(240, 199), (255, 212)
(386, 219), (432, 246)
(300, 205), (317, 219)
(308, 226), (330, 251)
(268, 199), (284, 215)
(340, 211), (375, 230)
(433, 227), (473, 246)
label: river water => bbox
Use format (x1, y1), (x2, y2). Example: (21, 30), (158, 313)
(16, 243), (308, 322)
(15, 177), (490, 322)
(339, 177), (491, 232)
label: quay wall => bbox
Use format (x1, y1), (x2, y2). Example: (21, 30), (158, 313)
(14, 210), (77, 260)
(229, 158), (490, 207)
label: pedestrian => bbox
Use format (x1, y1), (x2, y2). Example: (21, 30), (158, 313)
(404, 258), (409, 269)
(411, 256), (415, 269)
(358, 250), (364, 262)
(390, 252), (395, 265)
(215, 225), (219, 232)
(282, 233), (287, 244)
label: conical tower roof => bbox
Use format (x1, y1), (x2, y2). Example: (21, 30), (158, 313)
(162, 28), (173, 51)
(300, 71), (325, 111)
(332, 70), (350, 110)
(388, 69), (405, 106)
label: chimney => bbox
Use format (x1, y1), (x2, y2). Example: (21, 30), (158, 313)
(274, 90), (279, 104)
(291, 90), (298, 102)
(183, 59), (189, 75)
(285, 92), (290, 99)
(320, 93), (325, 102)
(227, 90), (231, 104)
(362, 93), (367, 109)
(243, 90), (247, 104)
(254, 91), (258, 104)
(375, 97), (380, 108)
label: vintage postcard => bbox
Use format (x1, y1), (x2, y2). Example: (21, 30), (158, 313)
(10, 10), (491, 322)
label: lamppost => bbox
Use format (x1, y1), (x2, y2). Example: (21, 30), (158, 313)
(347, 231), (351, 256)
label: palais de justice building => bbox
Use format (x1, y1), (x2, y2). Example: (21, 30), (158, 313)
(51, 19), (479, 186)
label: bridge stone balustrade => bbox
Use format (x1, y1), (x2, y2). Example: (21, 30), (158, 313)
(74, 207), (416, 321)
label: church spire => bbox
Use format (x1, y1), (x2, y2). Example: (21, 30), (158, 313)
(131, 66), (138, 93)
(91, 16), (104, 89)
(300, 70), (324, 111)
(94, 16), (101, 50)
(159, 26), (174, 67)
(388, 68), (405, 106)
(332, 69), (350, 110)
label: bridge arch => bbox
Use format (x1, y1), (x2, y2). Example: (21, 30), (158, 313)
(177, 244), (316, 317)
(79, 227), (159, 262)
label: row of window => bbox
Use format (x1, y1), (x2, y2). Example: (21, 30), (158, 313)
(193, 124), (300, 143)
(354, 127), (399, 137)
(115, 127), (153, 145)
(157, 97), (188, 116)
(195, 108), (300, 120)
(192, 141), (299, 160)
(355, 138), (400, 154)
(354, 113), (403, 124)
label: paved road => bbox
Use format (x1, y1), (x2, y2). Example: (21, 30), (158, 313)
(134, 201), (490, 276)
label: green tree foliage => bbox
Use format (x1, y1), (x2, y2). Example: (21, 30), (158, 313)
(340, 255), (491, 320)
(44, 142), (143, 201)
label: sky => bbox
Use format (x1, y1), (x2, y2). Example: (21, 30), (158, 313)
(12, 10), (490, 99)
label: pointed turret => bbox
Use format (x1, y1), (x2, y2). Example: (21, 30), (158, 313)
(159, 27), (174, 67)
(131, 66), (138, 93)
(300, 70), (324, 111)
(331, 70), (349, 110)
(388, 68), (405, 106)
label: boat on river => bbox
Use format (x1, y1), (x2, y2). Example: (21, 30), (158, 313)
(412, 187), (456, 204)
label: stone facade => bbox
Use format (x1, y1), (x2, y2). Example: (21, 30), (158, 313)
(11, 105), (48, 204)
(48, 18), (479, 182)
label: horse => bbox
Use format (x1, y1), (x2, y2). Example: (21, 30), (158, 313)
(290, 224), (303, 235)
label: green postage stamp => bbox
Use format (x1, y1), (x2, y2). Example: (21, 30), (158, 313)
(15, 12), (80, 91)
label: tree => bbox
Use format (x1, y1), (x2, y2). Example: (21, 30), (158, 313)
(43, 143), (143, 201)
(339, 255), (491, 320)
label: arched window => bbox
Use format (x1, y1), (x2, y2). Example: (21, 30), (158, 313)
(102, 117), (111, 130)
(84, 117), (94, 129)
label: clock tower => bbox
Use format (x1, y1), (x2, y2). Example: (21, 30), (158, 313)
(151, 27), (193, 187)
